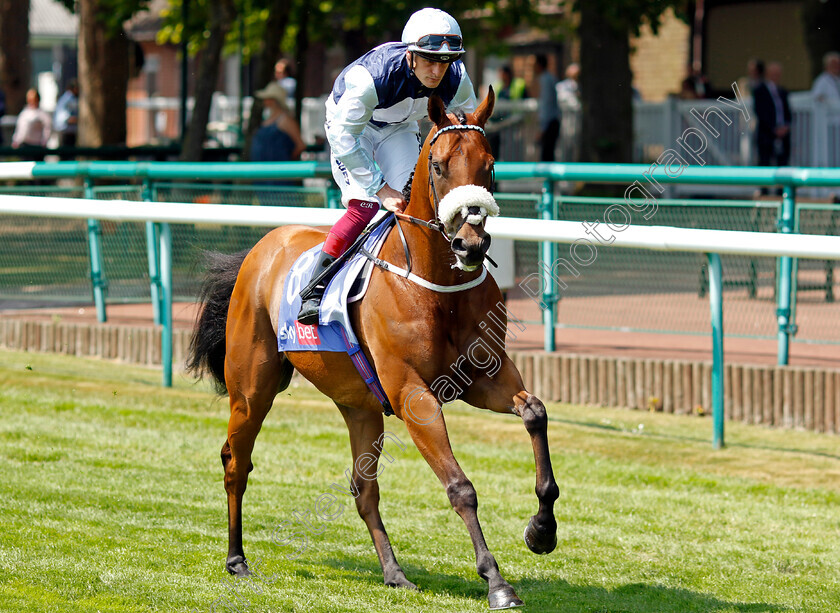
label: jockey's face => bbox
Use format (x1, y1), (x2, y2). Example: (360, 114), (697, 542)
(409, 52), (451, 88)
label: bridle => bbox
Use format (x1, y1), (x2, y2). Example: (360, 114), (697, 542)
(395, 123), (495, 243)
(392, 122), (498, 272)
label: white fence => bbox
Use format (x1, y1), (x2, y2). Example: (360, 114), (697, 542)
(123, 91), (839, 174)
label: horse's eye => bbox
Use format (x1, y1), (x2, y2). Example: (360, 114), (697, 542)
(432, 162), (442, 176)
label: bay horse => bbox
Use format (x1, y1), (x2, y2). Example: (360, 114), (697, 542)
(187, 89), (559, 610)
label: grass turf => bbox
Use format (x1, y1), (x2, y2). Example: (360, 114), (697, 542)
(0, 349), (838, 612)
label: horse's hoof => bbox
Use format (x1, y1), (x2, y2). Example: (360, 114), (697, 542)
(226, 555), (251, 577)
(523, 516), (557, 555)
(488, 585), (524, 610)
(385, 575), (419, 591)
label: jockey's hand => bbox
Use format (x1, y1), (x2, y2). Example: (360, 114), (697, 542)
(377, 184), (407, 213)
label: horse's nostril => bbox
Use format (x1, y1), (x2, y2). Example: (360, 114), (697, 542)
(450, 237), (467, 254)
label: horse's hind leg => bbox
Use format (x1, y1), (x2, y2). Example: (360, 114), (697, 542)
(335, 404), (417, 590)
(222, 335), (289, 576)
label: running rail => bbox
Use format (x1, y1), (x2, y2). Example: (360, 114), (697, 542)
(1, 194), (840, 449)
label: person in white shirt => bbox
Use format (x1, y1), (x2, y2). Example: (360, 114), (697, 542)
(811, 51), (840, 107)
(556, 63), (580, 110)
(297, 8), (477, 324)
(11, 89), (51, 158)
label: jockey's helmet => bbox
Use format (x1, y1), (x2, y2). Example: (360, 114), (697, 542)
(401, 8), (465, 63)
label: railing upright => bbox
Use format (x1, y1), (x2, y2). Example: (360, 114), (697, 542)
(143, 178), (163, 326)
(539, 179), (557, 352)
(84, 177), (108, 323)
(707, 252), (725, 449)
(777, 186), (797, 365)
(160, 222), (173, 388)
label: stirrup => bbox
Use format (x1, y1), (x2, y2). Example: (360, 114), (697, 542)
(297, 250), (337, 325)
(297, 290), (324, 325)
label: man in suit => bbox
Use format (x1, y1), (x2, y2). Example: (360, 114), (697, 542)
(753, 62), (792, 168)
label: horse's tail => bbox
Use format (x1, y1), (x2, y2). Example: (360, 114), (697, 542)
(186, 249), (251, 394)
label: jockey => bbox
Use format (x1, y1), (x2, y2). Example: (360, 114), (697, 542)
(298, 7), (478, 325)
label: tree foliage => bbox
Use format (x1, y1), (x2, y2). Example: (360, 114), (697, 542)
(59, 0), (150, 34)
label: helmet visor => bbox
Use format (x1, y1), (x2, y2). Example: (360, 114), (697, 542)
(414, 33), (463, 53)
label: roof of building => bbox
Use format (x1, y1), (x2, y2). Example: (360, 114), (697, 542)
(31, 0), (78, 39)
(125, 0), (170, 41)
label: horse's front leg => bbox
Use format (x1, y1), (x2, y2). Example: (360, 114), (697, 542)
(463, 357), (559, 555)
(392, 382), (524, 610)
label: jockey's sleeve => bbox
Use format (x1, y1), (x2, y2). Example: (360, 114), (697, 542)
(325, 65), (385, 197)
(448, 69), (478, 115)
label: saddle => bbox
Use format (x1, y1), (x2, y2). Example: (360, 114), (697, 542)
(277, 214), (396, 415)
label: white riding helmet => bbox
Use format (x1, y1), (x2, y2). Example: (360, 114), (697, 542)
(401, 8), (465, 63)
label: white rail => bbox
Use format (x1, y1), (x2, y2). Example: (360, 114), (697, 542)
(0, 195), (838, 260)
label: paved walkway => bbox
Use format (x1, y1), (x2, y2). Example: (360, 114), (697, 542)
(2, 300), (838, 369)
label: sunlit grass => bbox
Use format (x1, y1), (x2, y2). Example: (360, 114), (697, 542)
(0, 349), (838, 612)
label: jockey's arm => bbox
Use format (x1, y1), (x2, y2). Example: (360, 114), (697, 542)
(325, 65), (386, 200)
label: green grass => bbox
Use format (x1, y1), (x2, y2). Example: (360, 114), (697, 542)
(0, 349), (838, 612)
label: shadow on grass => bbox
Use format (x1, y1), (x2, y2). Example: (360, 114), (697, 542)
(549, 415), (840, 462)
(320, 554), (787, 613)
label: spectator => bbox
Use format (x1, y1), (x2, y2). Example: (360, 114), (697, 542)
(811, 51), (840, 107)
(250, 82), (305, 193)
(534, 53), (559, 162)
(488, 65), (528, 159)
(12, 89), (51, 159)
(753, 62), (791, 177)
(745, 58), (765, 94)
(54, 80), (79, 147)
(274, 59), (297, 100)
(497, 65), (528, 101)
(556, 63), (580, 109)
(679, 65), (710, 99)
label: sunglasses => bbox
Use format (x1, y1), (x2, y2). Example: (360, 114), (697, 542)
(415, 34), (463, 53)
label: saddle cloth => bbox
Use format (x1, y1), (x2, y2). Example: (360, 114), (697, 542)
(277, 215), (393, 352)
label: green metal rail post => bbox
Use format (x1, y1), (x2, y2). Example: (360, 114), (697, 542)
(327, 186), (342, 209)
(776, 186), (797, 365)
(707, 252), (725, 449)
(84, 178), (108, 323)
(159, 222), (173, 387)
(539, 179), (557, 352)
(143, 179), (163, 326)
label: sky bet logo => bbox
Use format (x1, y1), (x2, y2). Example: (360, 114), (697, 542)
(279, 321), (321, 345)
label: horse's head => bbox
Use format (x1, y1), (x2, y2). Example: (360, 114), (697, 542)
(426, 88), (496, 271)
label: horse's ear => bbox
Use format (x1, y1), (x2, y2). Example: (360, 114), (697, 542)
(428, 95), (452, 129)
(471, 85), (495, 128)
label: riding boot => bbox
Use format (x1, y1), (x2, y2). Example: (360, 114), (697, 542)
(297, 250), (338, 325)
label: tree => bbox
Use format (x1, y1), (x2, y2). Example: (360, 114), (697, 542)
(575, 0), (688, 163)
(179, 0), (237, 160)
(72, 0), (149, 147)
(0, 0), (31, 115)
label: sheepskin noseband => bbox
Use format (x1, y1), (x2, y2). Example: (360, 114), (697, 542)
(437, 185), (499, 230)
